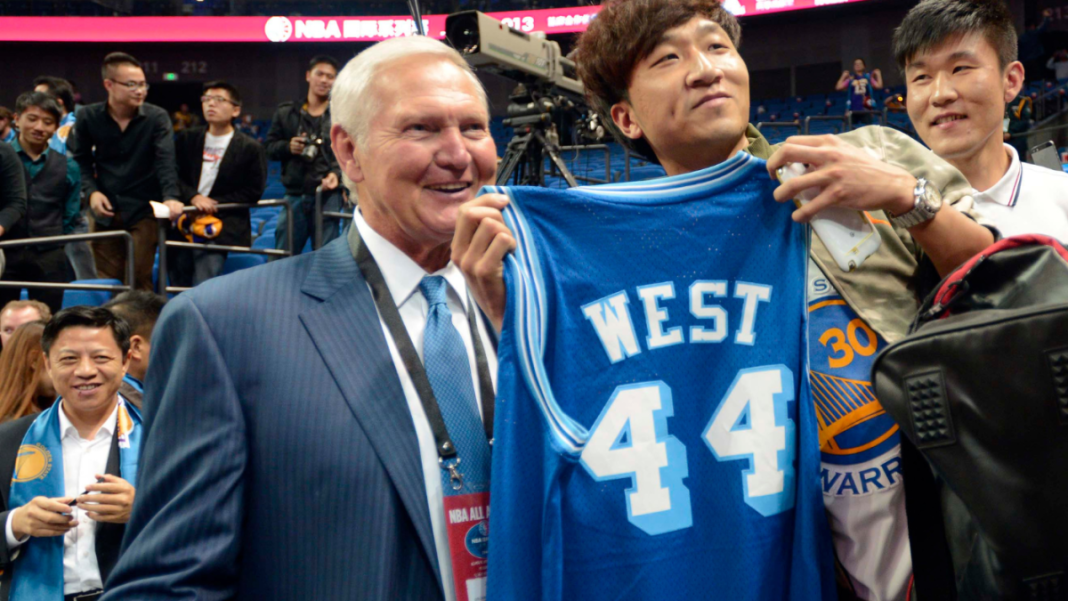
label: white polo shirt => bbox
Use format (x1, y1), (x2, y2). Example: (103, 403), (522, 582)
(971, 144), (1068, 242)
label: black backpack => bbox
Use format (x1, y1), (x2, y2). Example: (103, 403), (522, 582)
(872, 235), (1068, 601)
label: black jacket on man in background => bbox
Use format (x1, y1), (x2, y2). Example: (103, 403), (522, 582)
(69, 102), (180, 228)
(0, 143), (27, 237)
(264, 101), (340, 197)
(174, 127), (267, 248)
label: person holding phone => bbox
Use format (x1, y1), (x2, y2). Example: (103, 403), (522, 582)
(0, 307), (142, 601)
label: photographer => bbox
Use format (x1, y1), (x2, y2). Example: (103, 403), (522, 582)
(264, 55), (343, 257)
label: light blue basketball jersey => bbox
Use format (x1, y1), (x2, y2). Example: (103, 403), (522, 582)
(486, 152), (836, 601)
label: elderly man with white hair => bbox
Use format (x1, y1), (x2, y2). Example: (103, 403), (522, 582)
(101, 36), (498, 601)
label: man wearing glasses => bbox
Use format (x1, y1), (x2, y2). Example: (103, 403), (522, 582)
(169, 81), (266, 286)
(69, 52), (181, 292)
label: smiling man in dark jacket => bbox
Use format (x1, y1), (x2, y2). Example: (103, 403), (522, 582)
(69, 52), (181, 292)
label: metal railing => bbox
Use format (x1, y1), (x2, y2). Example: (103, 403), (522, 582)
(1034, 86), (1068, 123)
(313, 186), (354, 250)
(803, 115), (848, 135)
(621, 148), (664, 182)
(880, 107), (918, 138)
(845, 110), (887, 130)
(755, 121), (802, 142)
(156, 198), (293, 294)
(755, 120), (801, 131)
(1010, 121), (1068, 162)
(542, 144), (613, 185)
(0, 230), (135, 293)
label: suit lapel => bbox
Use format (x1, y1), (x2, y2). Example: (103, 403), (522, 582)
(191, 128), (206, 191)
(212, 131), (241, 193)
(298, 238), (443, 592)
(94, 423), (123, 582)
(104, 422), (120, 477)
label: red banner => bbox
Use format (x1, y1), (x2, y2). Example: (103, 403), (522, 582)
(0, 0), (872, 43)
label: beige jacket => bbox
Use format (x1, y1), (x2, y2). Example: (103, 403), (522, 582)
(744, 124), (986, 343)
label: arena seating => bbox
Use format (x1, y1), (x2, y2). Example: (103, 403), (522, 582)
(61, 279), (123, 308)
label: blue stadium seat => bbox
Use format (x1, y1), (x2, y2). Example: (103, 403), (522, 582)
(222, 253), (267, 275)
(62, 280), (122, 308)
(252, 235), (275, 250)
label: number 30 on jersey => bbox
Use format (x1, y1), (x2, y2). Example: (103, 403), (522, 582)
(579, 366), (796, 536)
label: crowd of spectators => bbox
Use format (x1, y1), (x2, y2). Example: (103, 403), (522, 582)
(0, 51), (361, 302)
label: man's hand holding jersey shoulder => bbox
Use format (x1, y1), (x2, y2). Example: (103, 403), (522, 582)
(452, 193), (516, 333)
(767, 134), (917, 222)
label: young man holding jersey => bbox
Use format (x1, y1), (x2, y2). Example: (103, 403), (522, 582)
(453, 1), (995, 599)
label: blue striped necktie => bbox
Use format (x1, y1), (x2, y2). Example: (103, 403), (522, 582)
(419, 276), (491, 494)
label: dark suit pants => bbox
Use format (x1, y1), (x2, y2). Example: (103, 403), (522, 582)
(0, 246), (71, 314)
(91, 213), (157, 291)
(167, 243), (227, 288)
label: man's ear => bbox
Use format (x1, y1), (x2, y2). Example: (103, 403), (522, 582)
(330, 123), (365, 185)
(128, 334), (145, 362)
(1004, 61), (1026, 103)
(610, 100), (644, 142)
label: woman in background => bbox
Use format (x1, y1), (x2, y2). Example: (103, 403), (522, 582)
(0, 321), (55, 422)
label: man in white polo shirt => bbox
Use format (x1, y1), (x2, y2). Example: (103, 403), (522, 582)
(896, 0), (1068, 242)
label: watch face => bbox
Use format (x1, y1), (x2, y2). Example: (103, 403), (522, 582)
(922, 181), (943, 212)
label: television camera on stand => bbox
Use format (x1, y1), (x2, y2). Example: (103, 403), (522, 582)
(445, 10), (591, 188)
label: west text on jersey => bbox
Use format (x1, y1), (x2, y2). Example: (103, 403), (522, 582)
(581, 280), (773, 363)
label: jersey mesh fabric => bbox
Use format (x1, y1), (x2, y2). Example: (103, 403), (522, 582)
(487, 153), (837, 601)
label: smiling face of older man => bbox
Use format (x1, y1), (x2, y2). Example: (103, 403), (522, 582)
(331, 51), (497, 272)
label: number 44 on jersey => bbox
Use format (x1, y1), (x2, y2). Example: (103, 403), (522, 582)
(579, 366), (797, 536)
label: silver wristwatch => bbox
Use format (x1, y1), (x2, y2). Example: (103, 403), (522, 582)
(887, 177), (943, 229)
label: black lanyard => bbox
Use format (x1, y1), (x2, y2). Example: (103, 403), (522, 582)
(355, 241), (495, 465)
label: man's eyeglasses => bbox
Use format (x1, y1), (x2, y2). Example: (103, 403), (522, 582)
(201, 95), (240, 107)
(109, 79), (149, 91)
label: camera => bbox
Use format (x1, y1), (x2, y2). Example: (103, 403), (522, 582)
(301, 135), (323, 163)
(445, 11), (583, 98)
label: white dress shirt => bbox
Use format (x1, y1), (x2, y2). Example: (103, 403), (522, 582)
(353, 212), (498, 601)
(972, 144), (1068, 242)
(5, 400), (119, 595)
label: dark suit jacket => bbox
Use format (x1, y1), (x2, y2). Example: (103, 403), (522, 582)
(102, 236), (444, 601)
(174, 127), (267, 247)
(0, 413), (125, 600)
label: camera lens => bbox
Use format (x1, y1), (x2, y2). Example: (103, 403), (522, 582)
(445, 12), (480, 55)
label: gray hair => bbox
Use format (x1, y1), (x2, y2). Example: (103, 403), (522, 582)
(331, 36), (489, 149)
